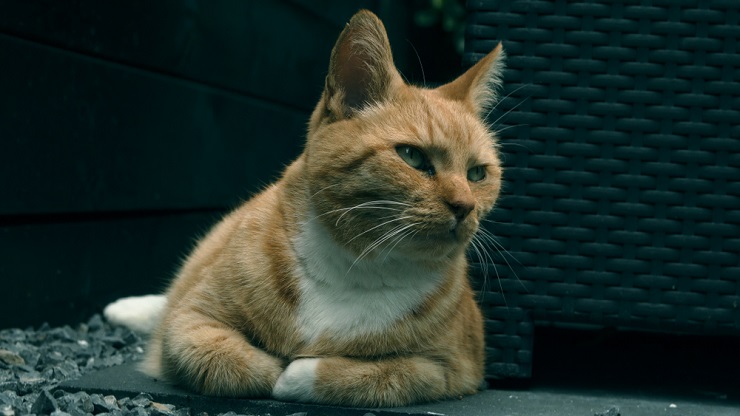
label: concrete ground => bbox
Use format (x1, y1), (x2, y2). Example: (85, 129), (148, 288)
(60, 328), (740, 415)
(59, 361), (739, 416)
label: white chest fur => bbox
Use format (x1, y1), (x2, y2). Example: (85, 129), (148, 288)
(293, 215), (443, 343)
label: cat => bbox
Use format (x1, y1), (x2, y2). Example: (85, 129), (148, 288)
(104, 9), (505, 407)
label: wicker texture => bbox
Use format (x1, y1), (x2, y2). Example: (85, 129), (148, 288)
(465, 0), (740, 379)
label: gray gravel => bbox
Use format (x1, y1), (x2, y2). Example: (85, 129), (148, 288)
(0, 315), (203, 416)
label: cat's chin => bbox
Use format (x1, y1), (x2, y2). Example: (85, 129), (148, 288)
(402, 233), (472, 261)
(422, 225), (476, 245)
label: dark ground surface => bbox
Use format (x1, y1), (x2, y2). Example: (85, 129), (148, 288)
(2, 316), (739, 415)
(60, 362), (740, 416)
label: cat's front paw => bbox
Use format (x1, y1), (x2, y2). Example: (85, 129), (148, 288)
(272, 358), (319, 403)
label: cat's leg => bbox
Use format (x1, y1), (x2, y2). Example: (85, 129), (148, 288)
(160, 309), (284, 397)
(272, 355), (479, 407)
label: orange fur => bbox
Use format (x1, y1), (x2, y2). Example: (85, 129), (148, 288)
(143, 10), (505, 407)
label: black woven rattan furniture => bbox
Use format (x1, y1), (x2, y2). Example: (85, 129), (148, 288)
(465, 0), (740, 379)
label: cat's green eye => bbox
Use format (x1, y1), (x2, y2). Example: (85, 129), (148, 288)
(396, 145), (433, 174)
(467, 166), (486, 182)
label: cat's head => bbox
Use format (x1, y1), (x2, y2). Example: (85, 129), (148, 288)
(303, 10), (505, 264)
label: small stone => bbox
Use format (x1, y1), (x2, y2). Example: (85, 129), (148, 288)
(16, 348), (40, 368)
(0, 392), (14, 406)
(53, 389), (68, 399)
(18, 372), (44, 384)
(96, 354), (124, 369)
(117, 397), (133, 410)
(49, 327), (78, 342)
(594, 406), (620, 416)
(91, 394), (119, 413)
(17, 371), (45, 393)
(0, 383), (16, 393)
(0, 403), (14, 416)
(52, 360), (82, 380)
(13, 364), (35, 374)
(67, 391), (94, 413)
(44, 350), (66, 365)
(120, 329), (140, 346)
(131, 393), (152, 408)
(63, 403), (88, 416)
(101, 334), (127, 349)
(0, 392), (20, 416)
(0, 329), (26, 343)
(151, 402), (176, 415)
(31, 389), (59, 414)
(124, 407), (149, 416)
(87, 314), (105, 332)
(0, 351), (24, 367)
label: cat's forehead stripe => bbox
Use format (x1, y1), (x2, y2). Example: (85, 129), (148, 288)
(424, 94), (475, 145)
(415, 95), (497, 167)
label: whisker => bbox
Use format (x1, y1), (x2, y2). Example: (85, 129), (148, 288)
(484, 83), (533, 121)
(303, 205), (402, 226)
(493, 123), (529, 136)
(313, 200), (409, 226)
(348, 223), (419, 273)
(346, 215), (413, 244)
(365, 223), (417, 258)
(476, 229), (528, 293)
(309, 184), (340, 200)
(497, 141), (534, 152)
(381, 226), (418, 262)
(406, 39), (426, 86)
(487, 96), (530, 132)
(474, 233), (498, 290)
(476, 233), (507, 308)
(478, 228), (524, 268)
(468, 236), (489, 303)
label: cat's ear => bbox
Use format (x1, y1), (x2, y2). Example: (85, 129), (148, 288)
(437, 43), (506, 117)
(323, 10), (404, 119)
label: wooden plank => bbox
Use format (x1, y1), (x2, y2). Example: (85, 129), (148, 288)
(0, 0), (373, 110)
(0, 34), (306, 215)
(0, 211), (224, 329)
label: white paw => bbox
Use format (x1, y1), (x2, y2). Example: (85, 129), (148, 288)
(103, 295), (167, 334)
(272, 358), (319, 403)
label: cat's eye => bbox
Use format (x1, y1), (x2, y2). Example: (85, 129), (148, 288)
(396, 145), (434, 175)
(467, 166), (486, 182)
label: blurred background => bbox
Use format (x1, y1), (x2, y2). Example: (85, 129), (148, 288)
(0, 0), (469, 329)
(2, 0), (739, 405)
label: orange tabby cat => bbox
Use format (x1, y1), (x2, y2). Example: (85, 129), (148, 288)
(142, 10), (505, 407)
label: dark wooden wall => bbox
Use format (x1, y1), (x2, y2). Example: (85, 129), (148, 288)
(0, 0), (467, 329)
(0, 0), (392, 328)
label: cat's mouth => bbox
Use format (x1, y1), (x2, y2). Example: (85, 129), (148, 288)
(417, 221), (474, 245)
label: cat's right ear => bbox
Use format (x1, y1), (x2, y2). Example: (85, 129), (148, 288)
(322, 10), (404, 120)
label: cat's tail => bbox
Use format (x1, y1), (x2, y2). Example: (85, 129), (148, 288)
(103, 294), (167, 335)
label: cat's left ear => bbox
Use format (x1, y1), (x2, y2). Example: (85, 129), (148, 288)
(436, 43), (506, 117)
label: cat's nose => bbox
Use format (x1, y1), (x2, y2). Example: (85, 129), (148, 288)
(447, 200), (475, 221)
